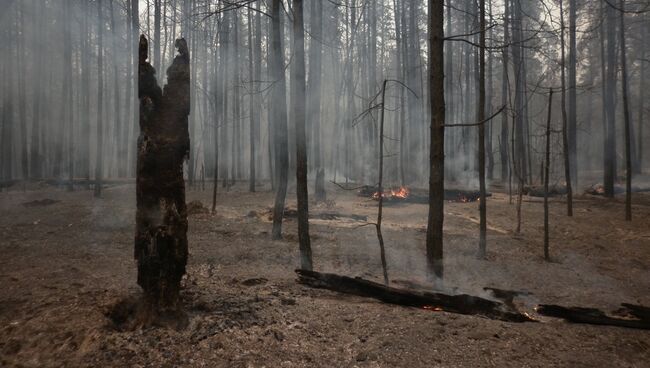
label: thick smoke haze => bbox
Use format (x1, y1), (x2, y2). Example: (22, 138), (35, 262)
(0, 0), (648, 192)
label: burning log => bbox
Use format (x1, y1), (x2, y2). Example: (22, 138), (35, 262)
(357, 186), (491, 204)
(536, 304), (650, 330)
(295, 269), (535, 322)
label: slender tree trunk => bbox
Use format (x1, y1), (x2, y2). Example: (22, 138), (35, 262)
(544, 89), (553, 261)
(568, 0), (577, 187)
(154, 0), (161, 74)
(604, 0), (617, 197)
(291, 0), (313, 271)
(619, 0), (632, 221)
(109, 0), (122, 179)
(18, 1), (28, 182)
(638, 15), (647, 173)
(426, 0), (445, 282)
(376, 80), (389, 286)
(30, 0), (44, 179)
(500, 0), (510, 183)
(560, 0), (573, 216)
(478, 0), (487, 258)
(309, 0), (325, 201)
(94, 0), (104, 197)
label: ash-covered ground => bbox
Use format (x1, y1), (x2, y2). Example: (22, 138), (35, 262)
(1, 181), (649, 367)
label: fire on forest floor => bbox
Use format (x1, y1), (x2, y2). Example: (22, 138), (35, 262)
(0, 182), (649, 367)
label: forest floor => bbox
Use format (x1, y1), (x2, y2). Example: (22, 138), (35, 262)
(1, 179), (650, 367)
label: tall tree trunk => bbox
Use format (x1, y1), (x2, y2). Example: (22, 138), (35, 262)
(560, 0), (573, 217)
(478, 0), (487, 258)
(110, 0), (122, 179)
(30, 0), (44, 179)
(544, 89), (553, 261)
(18, 1), (28, 182)
(270, 0), (289, 240)
(64, 0), (73, 190)
(604, 0), (617, 198)
(568, 0), (577, 187)
(638, 15), (647, 173)
(426, 0), (445, 282)
(154, 0), (161, 74)
(500, 0), (510, 183)
(619, 0), (632, 221)
(94, 0), (104, 197)
(309, 0), (325, 201)
(292, 0), (313, 271)
(135, 35), (190, 326)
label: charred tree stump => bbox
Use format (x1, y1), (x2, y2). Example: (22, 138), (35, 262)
(135, 35), (190, 328)
(296, 270), (535, 322)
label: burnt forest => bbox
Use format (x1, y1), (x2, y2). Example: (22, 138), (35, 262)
(1, 0), (650, 367)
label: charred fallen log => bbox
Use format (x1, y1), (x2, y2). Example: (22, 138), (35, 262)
(296, 270), (534, 322)
(536, 304), (650, 330)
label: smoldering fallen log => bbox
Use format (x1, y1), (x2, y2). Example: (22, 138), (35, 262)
(523, 185), (567, 198)
(295, 270), (535, 322)
(585, 184), (650, 196)
(269, 207), (367, 222)
(537, 304), (650, 330)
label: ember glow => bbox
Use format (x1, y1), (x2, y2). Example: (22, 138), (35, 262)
(372, 186), (411, 200)
(422, 305), (444, 312)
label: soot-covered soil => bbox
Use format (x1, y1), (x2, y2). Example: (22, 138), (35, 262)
(1, 182), (649, 367)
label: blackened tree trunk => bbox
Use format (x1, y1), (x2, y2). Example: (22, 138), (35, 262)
(604, 0), (617, 198)
(135, 35), (190, 326)
(270, 0), (289, 240)
(426, 0), (445, 281)
(292, 0), (313, 271)
(618, 0), (632, 221)
(94, 0), (104, 198)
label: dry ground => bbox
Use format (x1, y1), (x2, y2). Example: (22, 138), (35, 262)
(1, 181), (649, 367)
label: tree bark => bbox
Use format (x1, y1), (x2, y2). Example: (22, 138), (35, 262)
(94, 0), (104, 197)
(478, 0), (487, 258)
(619, 0), (632, 221)
(308, 0), (325, 201)
(426, 0), (445, 282)
(270, 0), (289, 240)
(544, 90), (553, 261)
(291, 0), (313, 271)
(559, 0), (573, 217)
(135, 35), (190, 326)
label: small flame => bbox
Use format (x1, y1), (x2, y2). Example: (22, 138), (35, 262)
(372, 186), (410, 200)
(422, 305), (443, 312)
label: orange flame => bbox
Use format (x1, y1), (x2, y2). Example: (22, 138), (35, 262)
(422, 305), (444, 312)
(372, 186), (410, 200)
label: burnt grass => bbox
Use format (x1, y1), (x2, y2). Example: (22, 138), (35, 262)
(1, 182), (650, 367)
